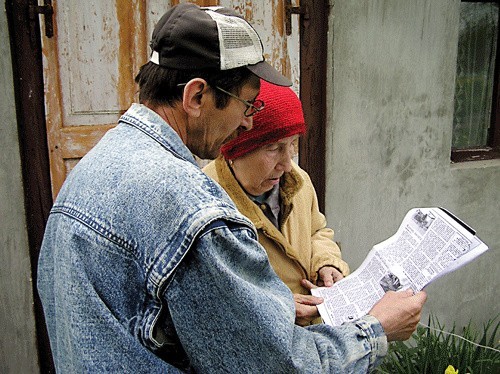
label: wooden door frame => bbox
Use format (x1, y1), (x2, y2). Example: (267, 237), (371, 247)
(6, 0), (55, 372)
(8, 0), (328, 372)
(298, 0), (328, 212)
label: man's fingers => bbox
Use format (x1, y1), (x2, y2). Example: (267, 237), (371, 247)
(295, 302), (321, 326)
(294, 293), (323, 306)
(369, 289), (428, 341)
(413, 290), (427, 304)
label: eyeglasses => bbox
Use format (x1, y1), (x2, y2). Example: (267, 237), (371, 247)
(176, 83), (265, 117)
(214, 86), (265, 117)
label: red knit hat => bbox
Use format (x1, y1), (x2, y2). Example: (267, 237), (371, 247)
(220, 80), (306, 160)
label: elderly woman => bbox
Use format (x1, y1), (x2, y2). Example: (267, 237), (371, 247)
(203, 80), (349, 325)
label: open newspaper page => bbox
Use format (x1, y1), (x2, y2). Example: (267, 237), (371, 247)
(311, 207), (489, 327)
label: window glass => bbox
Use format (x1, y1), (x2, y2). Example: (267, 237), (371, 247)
(453, 2), (499, 148)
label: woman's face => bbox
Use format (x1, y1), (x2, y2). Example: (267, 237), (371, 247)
(230, 135), (299, 196)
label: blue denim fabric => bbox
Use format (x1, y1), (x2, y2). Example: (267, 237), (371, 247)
(37, 103), (387, 373)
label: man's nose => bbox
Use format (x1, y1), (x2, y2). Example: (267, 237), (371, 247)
(240, 115), (253, 131)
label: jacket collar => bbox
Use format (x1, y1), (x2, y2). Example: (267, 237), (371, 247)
(213, 155), (303, 229)
(120, 103), (198, 167)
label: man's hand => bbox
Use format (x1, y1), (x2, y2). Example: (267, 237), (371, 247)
(368, 289), (427, 341)
(317, 266), (344, 287)
(294, 293), (323, 326)
(293, 279), (323, 326)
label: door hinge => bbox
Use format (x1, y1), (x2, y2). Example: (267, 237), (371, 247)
(285, 0), (307, 36)
(29, 0), (54, 38)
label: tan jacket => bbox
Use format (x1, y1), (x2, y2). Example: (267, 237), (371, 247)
(203, 156), (349, 295)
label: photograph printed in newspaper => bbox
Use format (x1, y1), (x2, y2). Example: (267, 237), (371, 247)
(311, 207), (489, 326)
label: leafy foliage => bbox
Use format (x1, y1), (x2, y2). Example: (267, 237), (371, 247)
(374, 315), (500, 374)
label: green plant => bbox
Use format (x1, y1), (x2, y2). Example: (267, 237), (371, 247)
(374, 314), (500, 374)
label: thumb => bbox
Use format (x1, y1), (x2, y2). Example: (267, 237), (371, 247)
(402, 289), (414, 297)
(322, 274), (334, 287)
(412, 290), (428, 304)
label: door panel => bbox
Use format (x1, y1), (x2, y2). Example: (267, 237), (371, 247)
(221, 0), (300, 87)
(42, 0), (299, 198)
(42, 0), (147, 197)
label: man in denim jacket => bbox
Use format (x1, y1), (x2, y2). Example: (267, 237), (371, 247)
(37, 4), (427, 373)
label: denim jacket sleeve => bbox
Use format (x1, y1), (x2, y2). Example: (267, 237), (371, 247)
(165, 220), (387, 373)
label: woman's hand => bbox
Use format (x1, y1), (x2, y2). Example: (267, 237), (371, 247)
(317, 266), (344, 287)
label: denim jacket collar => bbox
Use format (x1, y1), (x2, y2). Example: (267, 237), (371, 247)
(120, 103), (197, 167)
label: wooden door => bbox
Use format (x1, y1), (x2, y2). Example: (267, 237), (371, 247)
(41, 0), (300, 198)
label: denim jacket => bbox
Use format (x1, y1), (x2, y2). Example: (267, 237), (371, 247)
(37, 103), (387, 373)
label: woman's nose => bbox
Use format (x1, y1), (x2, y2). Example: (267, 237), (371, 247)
(278, 151), (293, 172)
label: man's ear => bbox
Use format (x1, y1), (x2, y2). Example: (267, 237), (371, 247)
(182, 78), (209, 117)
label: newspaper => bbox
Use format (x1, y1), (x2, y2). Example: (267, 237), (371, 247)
(311, 207), (489, 327)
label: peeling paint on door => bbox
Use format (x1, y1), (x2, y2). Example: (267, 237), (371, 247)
(42, 0), (299, 198)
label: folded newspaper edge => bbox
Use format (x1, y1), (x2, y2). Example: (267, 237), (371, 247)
(311, 207), (489, 327)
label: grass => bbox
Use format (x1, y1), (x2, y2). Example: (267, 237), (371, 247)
(374, 314), (500, 374)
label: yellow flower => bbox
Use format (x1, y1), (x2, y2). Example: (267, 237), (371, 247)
(445, 365), (458, 374)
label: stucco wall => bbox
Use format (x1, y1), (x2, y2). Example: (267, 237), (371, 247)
(326, 0), (499, 329)
(0, 6), (39, 373)
(1, 0), (498, 368)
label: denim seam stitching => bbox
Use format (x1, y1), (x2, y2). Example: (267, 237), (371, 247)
(50, 206), (138, 258)
(120, 115), (185, 161)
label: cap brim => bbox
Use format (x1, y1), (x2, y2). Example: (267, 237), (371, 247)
(246, 61), (292, 87)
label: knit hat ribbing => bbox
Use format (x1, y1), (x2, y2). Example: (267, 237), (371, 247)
(220, 80), (306, 159)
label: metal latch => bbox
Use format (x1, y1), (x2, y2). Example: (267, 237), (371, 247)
(285, 0), (306, 36)
(29, 0), (54, 38)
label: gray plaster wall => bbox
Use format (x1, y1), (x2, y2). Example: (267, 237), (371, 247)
(1, 0), (498, 369)
(326, 0), (499, 329)
(0, 6), (40, 373)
